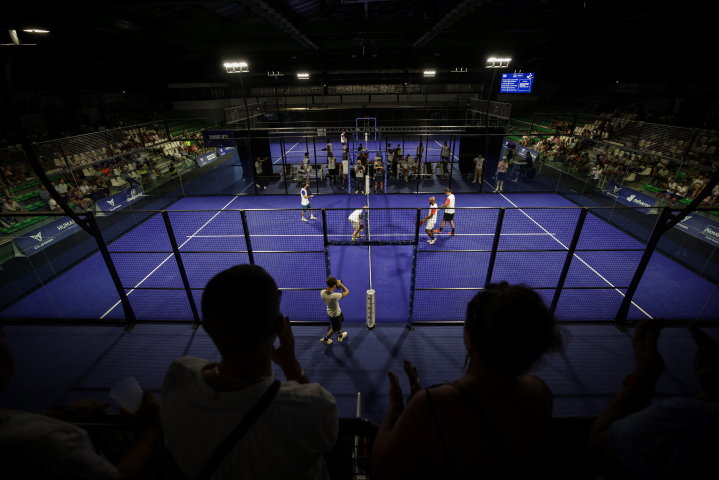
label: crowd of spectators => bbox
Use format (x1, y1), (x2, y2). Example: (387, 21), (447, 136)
(1, 265), (718, 479)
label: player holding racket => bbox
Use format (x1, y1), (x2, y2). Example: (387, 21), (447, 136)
(418, 196), (439, 245)
(349, 206), (368, 241)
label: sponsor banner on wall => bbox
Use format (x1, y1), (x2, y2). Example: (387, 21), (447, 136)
(96, 186), (144, 213)
(196, 151), (219, 168)
(603, 181), (719, 246)
(216, 147), (235, 157)
(516, 145), (539, 159)
(13, 217), (84, 256)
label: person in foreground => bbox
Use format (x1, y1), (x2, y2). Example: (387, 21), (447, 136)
(161, 265), (339, 480)
(588, 319), (719, 479)
(372, 283), (563, 480)
(0, 323), (161, 480)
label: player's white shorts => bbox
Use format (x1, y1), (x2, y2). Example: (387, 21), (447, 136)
(426, 219), (436, 231)
(350, 220), (360, 230)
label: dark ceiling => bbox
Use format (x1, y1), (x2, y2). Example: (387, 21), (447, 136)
(1, 0), (701, 92)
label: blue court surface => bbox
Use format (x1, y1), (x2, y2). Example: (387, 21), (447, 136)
(2, 192), (717, 322)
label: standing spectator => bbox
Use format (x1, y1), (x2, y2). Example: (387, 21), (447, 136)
(372, 283), (562, 479)
(320, 276), (350, 344)
(589, 320), (719, 479)
(495, 157), (509, 192)
(416, 142), (424, 163)
(161, 265), (338, 480)
(374, 156), (385, 194)
(327, 155), (337, 186)
(355, 157), (365, 194)
(254, 157), (268, 190)
(473, 155), (484, 183)
(340, 131), (347, 149)
(440, 141), (450, 163)
(341, 157), (349, 189)
(302, 152), (311, 178)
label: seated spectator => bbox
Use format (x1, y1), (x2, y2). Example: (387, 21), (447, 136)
(589, 320), (719, 479)
(38, 185), (51, 204)
(66, 186), (77, 204)
(48, 198), (59, 211)
(79, 180), (91, 197)
(161, 265), (339, 480)
(691, 180), (709, 200)
(93, 179), (109, 199)
(0, 322), (162, 478)
(372, 283), (563, 479)
(2, 197), (26, 223)
(651, 165), (669, 187)
(55, 179), (69, 198)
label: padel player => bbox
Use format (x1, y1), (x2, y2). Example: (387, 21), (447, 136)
(349, 206), (367, 241)
(320, 277), (349, 345)
(300, 181), (317, 222)
(422, 196), (439, 245)
(435, 188), (456, 235)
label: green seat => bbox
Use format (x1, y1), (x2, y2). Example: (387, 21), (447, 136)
(6, 226), (19, 234)
(35, 216), (48, 221)
(33, 201), (45, 208)
(28, 217), (42, 225)
(678, 172), (686, 178)
(26, 205), (38, 212)
(710, 211), (719, 216)
(28, 191), (39, 198)
(679, 198), (692, 205)
(1, 228), (11, 235)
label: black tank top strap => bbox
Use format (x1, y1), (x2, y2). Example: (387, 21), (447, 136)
(449, 381), (511, 466)
(425, 388), (459, 478)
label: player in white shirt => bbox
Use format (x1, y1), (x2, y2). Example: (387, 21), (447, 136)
(324, 141), (333, 158)
(300, 181), (317, 222)
(420, 197), (439, 245)
(341, 158), (349, 188)
(349, 206), (367, 241)
(435, 188), (456, 235)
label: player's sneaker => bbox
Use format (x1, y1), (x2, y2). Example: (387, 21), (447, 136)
(434, 229), (441, 234)
(449, 231), (455, 236)
(302, 217), (308, 222)
(310, 216), (317, 220)
(338, 332), (348, 342)
(264, 185), (267, 189)
(320, 337), (332, 345)
(427, 239), (436, 244)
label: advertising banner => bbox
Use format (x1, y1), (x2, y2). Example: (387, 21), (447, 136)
(203, 130), (236, 149)
(13, 217), (84, 256)
(196, 151), (219, 168)
(96, 186), (144, 213)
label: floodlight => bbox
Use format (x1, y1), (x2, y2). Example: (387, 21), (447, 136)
(298, 73), (309, 79)
(423, 71), (435, 77)
(224, 62), (249, 73)
(486, 58), (511, 68)
(23, 29), (50, 33)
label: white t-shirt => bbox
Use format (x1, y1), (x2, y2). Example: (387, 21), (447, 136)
(341, 160), (349, 175)
(161, 358), (338, 480)
(349, 209), (364, 225)
(55, 183), (68, 194)
(320, 290), (343, 317)
(474, 157), (485, 168)
(444, 194), (455, 214)
(300, 188), (310, 206)
(374, 155), (382, 164)
(426, 203), (439, 228)
(303, 156), (310, 166)
(355, 164), (364, 177)
(441, 145), (450, 158)
(0, 409), (118, 479)
(609, 397), (719, 479)
(340, 133), (346, 144)
(327, 157), (336, 169)
(677, 185), (689, 196)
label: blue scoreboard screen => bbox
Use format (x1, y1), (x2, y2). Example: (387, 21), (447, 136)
(499, 73), (535, 93)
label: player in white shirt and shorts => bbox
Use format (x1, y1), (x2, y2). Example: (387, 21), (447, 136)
(327, 155), (337, 185)
(421, 197), (439, 245)
(301, 152), (311, 179)
(349, 206), (367, 241)
(300, 181), (317, 222)
(435, 188), (456, 235)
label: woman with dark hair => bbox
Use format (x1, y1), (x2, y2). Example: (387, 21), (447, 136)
(372, 283), (563, 479)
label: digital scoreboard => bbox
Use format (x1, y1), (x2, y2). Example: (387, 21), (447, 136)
(499, 73), (535, 93)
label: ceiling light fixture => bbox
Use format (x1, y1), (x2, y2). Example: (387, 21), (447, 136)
(224, 62), (248, 73)
(23, 29), (50, 33)
(298, 73), (309, 79)
(486, 58), (511, 68)
(424, 71), (435, 77)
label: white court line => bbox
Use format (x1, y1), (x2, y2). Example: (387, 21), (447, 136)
(273, 138), (303, 164)
(100, 196), (240, 319)
(484, 179), (652, 319)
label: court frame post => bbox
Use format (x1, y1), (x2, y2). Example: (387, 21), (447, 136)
(549, 207), (588, 314)
(321, 209), (331, 278)
(407, 208), (422, 330)
(312, 136), (320, 195)
(240, 210), (255, 265)
(161, 211), (201, 325)
(85, 212), (136, 324)
(280, 135), (289, 195)
(484, 207), (505, 287)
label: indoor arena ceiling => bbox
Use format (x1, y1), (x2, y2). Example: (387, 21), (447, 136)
(1, 0), (700, 90)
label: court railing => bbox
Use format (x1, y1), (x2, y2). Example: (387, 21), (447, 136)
(4, 205), (704, 325)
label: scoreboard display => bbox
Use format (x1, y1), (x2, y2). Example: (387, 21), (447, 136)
(500, 73), (535, 93)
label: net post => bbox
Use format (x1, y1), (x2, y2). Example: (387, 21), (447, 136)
(322, 209), (331, 278)
(550, 207), (588, 314)
(484, 207), (505, 287)
(240, 210), (255, 265)
(614, 206), (671, 324)
(161, 210), (201, 325)
(366, 289), (376, 330)
(407, 244), (418, 331)
(85, 212), (136, 324)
